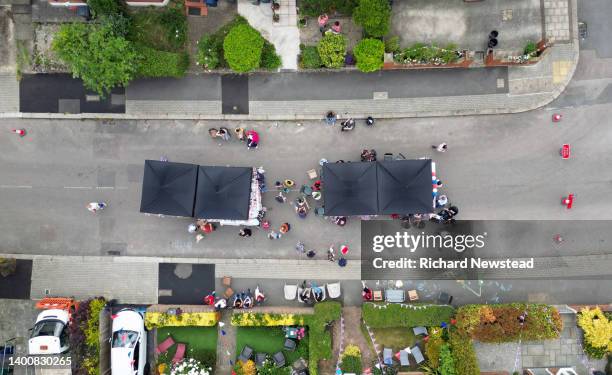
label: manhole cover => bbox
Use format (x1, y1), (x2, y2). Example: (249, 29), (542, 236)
(174, 263), (193, 279)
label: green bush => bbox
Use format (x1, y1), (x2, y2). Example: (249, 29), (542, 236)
(197, 35), (221, 70)
(261, 41), (282, 70)
(299, 0), (358, 17)
(52, 21), (138, 97)
(362, 303), (455, 328)
(353, 0), (391, 38)
(300, 45), (322, 69)
(340, 355), (362, 374)
(455, 304), (563, 343)
(449, 332), (479, 375)
(128, 8), (187, 52)
(223, 23), (264, 72)
(425, 329), (445, 369)
(385, 36), (400, 53)
(524, 40), (537, 55)
(87, 0), (125, 18)
(439, 344), (456, 375)
(136, 45), (188, 78)
(354, 38), (384, 72)
(159, 7), (188, 49)
(317, 33), (347, 68)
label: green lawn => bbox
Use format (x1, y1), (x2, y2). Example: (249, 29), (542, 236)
(371, 327), (417, 352)
(156, 326), (217, 370)
(235, 327), (308, 364)
(128, 7), (187, 52)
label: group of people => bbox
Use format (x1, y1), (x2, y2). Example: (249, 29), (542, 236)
(317, 14), (341, 35)
(205, 288), (265, 311)
(360, 149), (377, 162)
(188, 219), (217, 243)
(209, 127), (260, 149)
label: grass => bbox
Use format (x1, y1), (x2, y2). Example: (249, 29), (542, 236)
(128, 5), (187, 53)
(371, 327), (417, 352)
(156, 326), (218, 371)
(235, 327), (308, 364)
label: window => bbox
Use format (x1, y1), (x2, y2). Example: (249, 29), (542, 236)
(112, 330), (139, 349)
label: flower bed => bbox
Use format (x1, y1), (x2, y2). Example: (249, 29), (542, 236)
(231, 313), (304, 327)
(455, 303), (562, 342)
(362, 303), (455, 328)
(145, 311), (219, 329)
(577, 307), (612, 359)
(157, 327), (217, 375)
(68, 297), (106, 375)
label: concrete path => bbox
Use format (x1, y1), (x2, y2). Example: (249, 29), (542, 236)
(216, 310), (237, 374)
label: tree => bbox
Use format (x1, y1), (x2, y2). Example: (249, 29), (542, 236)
(223, 23), (264, 73)
(353, 0), (391, 38)
(52, 21), (138, 97)
(353, 38), (384, 72)
(317, 33), (347, 68)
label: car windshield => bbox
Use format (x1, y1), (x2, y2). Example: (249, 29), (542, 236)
(31, 320), (65, 338)
(112, 330), (139, 348)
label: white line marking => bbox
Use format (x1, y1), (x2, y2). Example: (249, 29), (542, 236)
(96, 186), (114, 190)
(0, 185), (32, 188)
(64, 186), (92, 189)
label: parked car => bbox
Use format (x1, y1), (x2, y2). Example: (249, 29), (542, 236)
(28, 309), (70, 355)
(111, 309), (148, 375)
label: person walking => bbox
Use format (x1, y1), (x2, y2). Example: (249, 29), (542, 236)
(432, 142), (448, 152)
(327, 246), (336, 262)
(268, 231), (281, 240)
(87, 202), (106, 213)
(245, 130), (259, 149)
(11, 129), (26, 137)
(279, 222), (291, 234)
(239, 228), (252, 237)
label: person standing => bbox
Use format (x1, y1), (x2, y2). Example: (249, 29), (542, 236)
(279, 222), (291, 234)
(318, 13), (329, 34)
(268, 231), (281, 240)
(432, 142), (448, 152)
(436, 195), (448, 208)
(306, 250), (316, 258)
(239, 228), (252, 237)
(188, 223), (198, 233)
(331, 21), (341, 34)
(245, 130), (259, 149)
(327, 246), (336, 262)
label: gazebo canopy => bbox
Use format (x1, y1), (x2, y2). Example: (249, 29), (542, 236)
(140, 160), (198, 217)
(322, 162), (378, 216)
(377, 159), (434, 215)
(194, 166), (252, 220)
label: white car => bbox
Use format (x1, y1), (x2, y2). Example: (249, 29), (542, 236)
(28, 309), (70, 355)
(111, 309), (148, 375)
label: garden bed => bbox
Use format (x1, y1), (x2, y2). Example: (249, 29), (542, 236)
(235, 326), (309, 364)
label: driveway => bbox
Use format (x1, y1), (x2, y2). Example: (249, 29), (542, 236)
(391, 0), (543, 52)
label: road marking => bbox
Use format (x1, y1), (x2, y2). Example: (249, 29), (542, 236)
(64, 186), (92, 190)
(96, 186), (114, 190)
(0, 185), (32, 189)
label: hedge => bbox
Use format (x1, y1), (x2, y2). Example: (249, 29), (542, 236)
(353, 38), (384, 72)
(145, 311), (219, 329)
(449, 331), (480, 375)
(352, 0), (391, 38)
(362, 303), (455, 328)
(231, 302), (341, 375)
(455, 303), (563, 342)
(223, 23), (264, 73)
(261, 41), (282, 70)
(136, 45), (189, 78)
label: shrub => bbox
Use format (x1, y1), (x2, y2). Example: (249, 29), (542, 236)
(197, 35), (221, 70)
(53, 21), (138, 97)
(341, 345), (362, 374)
(425, 328), (445, 369)
(394, 43), (460, 65)
(136, 46), (189, 78)
(299, 0), (358, 17)
(145, 312), (219, 329)
(455, 304), (563, 342)
(439, 344), (456, 375)
(231, 313), (305, 326)
(261, 41), (282, 70)
(159, 7), (188, 49)
(524, 40), (537, 55)
(354, 38), (384, 72)
(317, 33), (347, 68)
(68, 298), (106, 375)
(353, 0), (391, 38)
(577, 307), (612, 359)
(362, 303), (455, 328)
(223, 23), (264, 72)
(87, 0), (125, 18)
(449, 332), (479, 375)
(384, 36), (400, 53)
(300, 45), (322, 69)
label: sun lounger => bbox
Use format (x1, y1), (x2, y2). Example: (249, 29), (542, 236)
(400, 349), (410, 366)
(284, 284), (298, 300)
(156, 336), (175, 355)
(385, 289), (405, 303)
(326, 282), (341, 299)
(273, 351), (286, 367)
(411, 345), (425, 364)
(172, 343), (186, 364)
(383, 348), (393, 365)
(413, 326), (428, 336)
